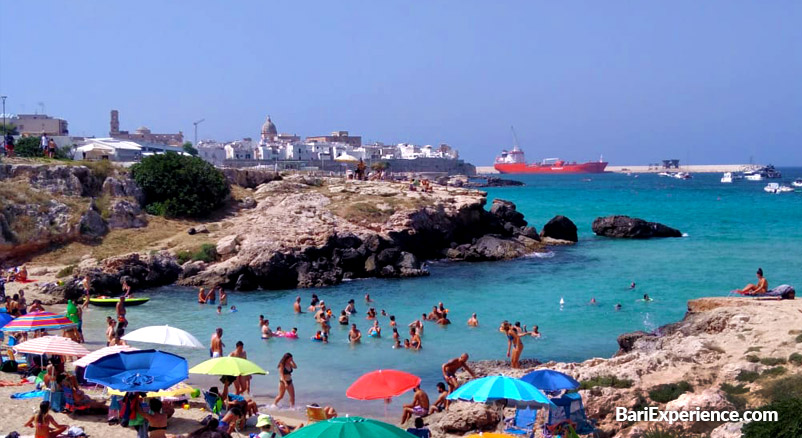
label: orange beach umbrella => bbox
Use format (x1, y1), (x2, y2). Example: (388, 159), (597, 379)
(346, 369), (421, 400)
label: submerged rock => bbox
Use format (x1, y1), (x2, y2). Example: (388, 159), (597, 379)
(592, 215), (682, 238)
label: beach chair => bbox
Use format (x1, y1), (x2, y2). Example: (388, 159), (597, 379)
(306, 405), (327, 423)
(503, 406), (538, 436)
(202, 390), (224, 419)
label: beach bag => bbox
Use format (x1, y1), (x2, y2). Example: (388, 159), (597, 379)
(0, 360), (17, 372)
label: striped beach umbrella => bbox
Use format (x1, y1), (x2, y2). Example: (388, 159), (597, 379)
(13, 336), (90, 357)
(0, 311), (77, 333)
(74, 345), (139, 368)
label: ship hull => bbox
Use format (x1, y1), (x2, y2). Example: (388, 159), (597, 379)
(494, 161), (608, 174)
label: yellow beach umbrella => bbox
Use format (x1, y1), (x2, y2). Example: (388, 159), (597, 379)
(189, 356), (267, 376)
(107, 381), (195, 398)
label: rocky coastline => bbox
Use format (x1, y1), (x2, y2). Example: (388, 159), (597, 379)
(1, 162), (579, 301)
(425, 297), (802, 438)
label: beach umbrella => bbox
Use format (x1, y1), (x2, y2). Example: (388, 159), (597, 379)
(520, 369), (580, 392)
(0, 311), (76, 332)
(334, 153), (359, 163)
(284, 416), (416, 438)
(107, 381), (195, 399)
(122, 325), (204, 348)
(189, 357), (267, 376)
(347, 369), (421, 400)
(447, 375), (555, 409)
(12, 336), (90, 357)
(74, 345), (139, 368)
(0, 313), (13, 329)
(85, 349), (188, 392)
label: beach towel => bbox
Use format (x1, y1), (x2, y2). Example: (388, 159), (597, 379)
(765, 284), (795, 299)
(10, 389), (46, 399)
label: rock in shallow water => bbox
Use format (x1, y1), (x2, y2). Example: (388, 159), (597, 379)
(592, 215), (682, 238)
(541, 215), (578, 242)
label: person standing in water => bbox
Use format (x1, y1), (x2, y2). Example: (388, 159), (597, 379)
(197, 287), (206, 304)
(503, 322), (524, 369)
(274, 353), (297, 408)
(467, 313), (479, 327)
(349, 324), (362, 343)
(293, 296), (302, 313)
(116, 295), (127, 331)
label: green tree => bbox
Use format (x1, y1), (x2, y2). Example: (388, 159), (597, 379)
(131, 153), (230, 218)
(14, 136), (44, 158)
(182, 141), (198, 156)
(0, 123), (18, 135)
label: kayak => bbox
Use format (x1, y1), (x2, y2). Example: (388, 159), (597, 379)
(88, 297), (150, 307)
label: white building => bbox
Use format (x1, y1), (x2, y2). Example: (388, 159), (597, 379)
(196, 140), (226, 166)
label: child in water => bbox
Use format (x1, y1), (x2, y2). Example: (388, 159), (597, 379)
(403, 339), (411, 349)
(313, 331), (323, 341)
(230, 305), (238, 312)
(216, 305), (222, 315)
(274, 326), (284, 336)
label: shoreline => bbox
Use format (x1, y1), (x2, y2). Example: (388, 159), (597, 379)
(477, 163), (753, 174)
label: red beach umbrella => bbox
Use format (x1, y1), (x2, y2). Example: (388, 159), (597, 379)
(346, 369), (421, 401)
(1, 311), (76, 332)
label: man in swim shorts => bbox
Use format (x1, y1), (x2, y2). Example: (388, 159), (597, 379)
(442, 353), (476, 391)
(401, 385), (430, 424)
(210, 328), (224, 357)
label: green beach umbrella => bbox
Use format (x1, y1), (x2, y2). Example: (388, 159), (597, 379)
(284, 416), (416, 438)
(188, 357), (267, 376)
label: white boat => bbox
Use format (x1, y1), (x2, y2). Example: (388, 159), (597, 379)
(673, 172), (692, 180)
(657, 172), (671, 177)
(721, 172), (733, 183)
(764, 183), (793, 194)
(793, 178), (802, 188)
(745, 172), (764, 181)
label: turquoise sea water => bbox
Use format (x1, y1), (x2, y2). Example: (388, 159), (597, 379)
(80, 170), (802, 418)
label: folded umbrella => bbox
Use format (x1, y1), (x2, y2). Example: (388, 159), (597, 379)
(85, 349), (188, 392)
(13, 336), (90, 357)
(189, 357), (267, 376)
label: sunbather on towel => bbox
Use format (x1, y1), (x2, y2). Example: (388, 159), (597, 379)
(735, 268), (768, 295)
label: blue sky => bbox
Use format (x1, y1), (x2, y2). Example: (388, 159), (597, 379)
(1, 1), (800, 165)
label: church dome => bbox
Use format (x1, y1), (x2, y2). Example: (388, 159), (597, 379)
(261, 116), (277, 136)
(135, 126), (151, 134)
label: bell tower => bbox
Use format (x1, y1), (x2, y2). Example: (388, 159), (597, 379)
(110, 110), (120, 135)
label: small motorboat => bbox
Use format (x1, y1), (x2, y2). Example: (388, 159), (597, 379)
(765, 183), (780, 193)
(793, 178), (802, 188)
(721, 172), (733, 183)
(88, 296), (150, 307)
(673, 172), (692, 180)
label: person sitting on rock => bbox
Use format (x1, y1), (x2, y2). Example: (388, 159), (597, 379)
(735, 268), (768, 295)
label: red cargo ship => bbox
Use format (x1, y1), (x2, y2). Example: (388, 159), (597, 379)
(493, 128), (608, 174)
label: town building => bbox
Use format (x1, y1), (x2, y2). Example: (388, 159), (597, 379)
(5, 113), (69, 136)
(305, 130), (362, 148)
(109, 109), (184, 146)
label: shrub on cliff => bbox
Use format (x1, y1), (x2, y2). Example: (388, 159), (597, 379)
(741, 397), (802, 438)
(14, 136), (43, 157)
(648, 381), (693, 403)
(131, 153), (229, 218)
(176, 243), (218, 265)
(578, 375), (632, 389)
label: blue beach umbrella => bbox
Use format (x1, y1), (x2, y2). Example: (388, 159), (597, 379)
(447, 375), (555, 408)
(85, 349), (188, 393)
(520, 369), (580, 392)
(0, 313), (13, 329)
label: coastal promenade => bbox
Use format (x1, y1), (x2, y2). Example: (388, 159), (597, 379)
(477, 164), (751, 174)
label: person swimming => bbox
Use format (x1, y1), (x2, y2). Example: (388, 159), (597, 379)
(467, 313), (479, 327)
(630, 282), (636, 289)
(230, 305), (238, 312)
(589, 297), (597, 305)
(615, 303), (622, 310)
(338, 310), (349, 325)
(643, 294), (652, 302)
(216, 305), (222, 315)
(368, 320), (381, 337)
(366, 307), (377, 319)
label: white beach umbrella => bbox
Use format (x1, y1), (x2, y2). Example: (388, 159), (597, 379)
(73, 345), (139, 368)
(334, 153), (359, 163)
(122, 325), (204, 348)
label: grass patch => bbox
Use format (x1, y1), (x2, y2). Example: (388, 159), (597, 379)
(737, 370), (760, 383)
(80, 159), (115, 181)
(790, 353), (802, 366)
(757, 375), (802, 403)
(95, 193), (112, 220)
(176, 243), (218, 265)
(746, 355), (760, 363)
(55, 264), (76, 278)
(334, 201), (395, 223)
(648, 381), (693, 403)
(761, 366), (787, 378)
(745, 346), (762, 353)
(796, 334), (802, 343)
(721, 383), (749, 395)
(578, 375), (633, 390)
(759, 357), (787, 366)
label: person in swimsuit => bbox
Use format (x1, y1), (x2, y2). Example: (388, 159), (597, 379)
(206, 287), (217, 304)
(526, 325), (541, 338)
(389, 315), (397, 327)
(467, 313), (479, 327)
(293, 296), (303, 313)
(274, 353), (297, 408)
(345, 299), (356, 315)
(348, 324), (362, 343)
(308, 294), (319, 312)
(229, 341), (251, 394)
(427, 306), (440, 321)
(18, 289), (27, 315)
(105, 316), (117, 346)
(392, 328), (401, 348)
(198, 287), (207, 304)
(410, 328), (422, 351)
(116, 295), (128, 330)
(25, 401), (67, 438)
(429, 382), (450, 414)
(218, 406), (243, 434)
(365, 293), (373, 303)
(368, 320), (381, 337)
(442, 353), (476, 391)
(366, 307), (377, 319)
(736, 268), (769, 295)
(338, 310), (349, 325)
(400, 385), (430, 424)
(136, 398), (169, 438)
(219, 288), (227, 306)
(503, 322), (524, 369)
(261, 320), (272, 339)
(210, 328), (224, 357)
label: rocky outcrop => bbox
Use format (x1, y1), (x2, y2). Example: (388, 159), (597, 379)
(445, 297), (802, 437)
(540, 215), (578, 242)
(221, 168), (282, 188)
(0, 163), (103, 196)
(102, 176), (145, 205)
(180, 178), (554, 290)
(107, 199), (148, 229)
(55, 252), (182, 301)
(592, 215), (682, 239)
(439, 175), (525, 188)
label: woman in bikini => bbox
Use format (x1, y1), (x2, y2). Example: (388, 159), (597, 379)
(136, 398), (169, 438)
(503, 322), (524, 368)
(25, 401), (67, 438)
(274, 353), (297, 408)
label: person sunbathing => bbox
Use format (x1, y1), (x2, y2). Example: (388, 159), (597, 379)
(736, 268), (768, 295)
(17, 266), (28, 282)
